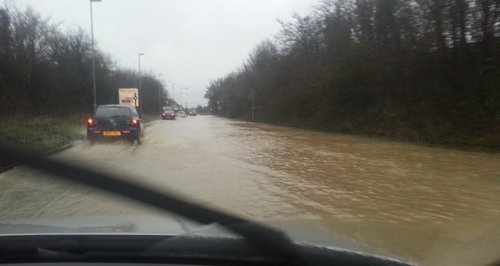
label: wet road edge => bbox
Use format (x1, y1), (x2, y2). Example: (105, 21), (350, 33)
(0, 143), (76, 174)
(0, 118), (158, 174)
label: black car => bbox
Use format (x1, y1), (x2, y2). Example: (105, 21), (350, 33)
(162, 110), (176, 120)
(87, 105), (144, 144)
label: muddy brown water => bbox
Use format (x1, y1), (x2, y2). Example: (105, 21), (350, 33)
(1, 116), (499, 265)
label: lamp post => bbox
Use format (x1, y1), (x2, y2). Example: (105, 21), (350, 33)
(171, 82), (176, 103)
(180, 88), (188, 109)
(137, 53), (144, 109)
(250, 87), (254, 121)
(89, 0), (101, 112)
(158, 73), (163, 113)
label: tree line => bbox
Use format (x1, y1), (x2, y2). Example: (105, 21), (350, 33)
(205, 0), (500, 149)
(0, 5), (168, 116)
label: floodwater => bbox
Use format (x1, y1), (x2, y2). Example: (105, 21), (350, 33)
(1, 116), (500, 265)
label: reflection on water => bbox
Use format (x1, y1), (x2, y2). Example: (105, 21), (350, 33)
(213, 120), (500, 265)
(224, 121), (500, 224)
(1, 116), (500, 265)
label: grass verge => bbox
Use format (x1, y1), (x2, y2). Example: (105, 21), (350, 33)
(0, 117), (84, 171)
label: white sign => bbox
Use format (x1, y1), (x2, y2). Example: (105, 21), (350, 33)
(118, 88), (139, 107)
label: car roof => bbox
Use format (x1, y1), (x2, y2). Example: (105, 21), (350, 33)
(98, 104), (132, 109)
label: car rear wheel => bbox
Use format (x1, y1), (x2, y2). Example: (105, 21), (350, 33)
(126, 137), (136, 145)
(131, 132), (142, 145)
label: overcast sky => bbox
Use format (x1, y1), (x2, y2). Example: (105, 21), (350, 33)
(12, 0), (320, 107)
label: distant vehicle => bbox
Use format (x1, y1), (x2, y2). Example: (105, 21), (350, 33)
(177, 111), (187, 118)
(162, 110), (176, 120)
(189, 110), (197, 116)
(87, 104), (143, 144)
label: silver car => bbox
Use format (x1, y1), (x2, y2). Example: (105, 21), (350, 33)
(177, 111), (187, 118)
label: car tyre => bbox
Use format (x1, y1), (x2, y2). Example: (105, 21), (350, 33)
(126, 137), (135, 145)
(134, 131), (142, 145)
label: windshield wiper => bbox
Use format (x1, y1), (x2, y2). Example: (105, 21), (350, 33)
(0, 144), (304, 264)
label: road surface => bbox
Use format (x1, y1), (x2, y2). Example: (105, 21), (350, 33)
(1, 116), (500, 265)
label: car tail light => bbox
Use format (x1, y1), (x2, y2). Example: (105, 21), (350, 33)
(162, 112), (166, 116)
(170, 112), (175, 116)
(87, 118), (96, 126)
(129, 117), (139, 126)
(122, 130), (130, 134)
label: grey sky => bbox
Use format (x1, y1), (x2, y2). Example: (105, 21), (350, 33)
(12, 0), (320, 107)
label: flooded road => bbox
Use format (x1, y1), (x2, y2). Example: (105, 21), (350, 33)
(1, 116), (500, 265)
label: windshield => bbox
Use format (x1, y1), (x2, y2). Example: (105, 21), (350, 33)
(1, 1), (500, 266)
(96, 107), (132, 118)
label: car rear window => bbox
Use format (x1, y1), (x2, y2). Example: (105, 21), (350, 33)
(96, 107), (131, 118)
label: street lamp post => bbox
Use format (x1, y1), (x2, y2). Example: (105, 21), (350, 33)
(250, 87), (255, 121)
(137, 53), (144, 110)
(171, 82), (176, 103)
(180, 88), (188, 110)
(89, 0), (101, 112)
(158, 73), (163, 113)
